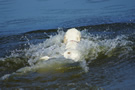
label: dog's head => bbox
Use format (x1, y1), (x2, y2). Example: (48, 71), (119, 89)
(64, 28), (81, 44)
(64, 49), (81, 61)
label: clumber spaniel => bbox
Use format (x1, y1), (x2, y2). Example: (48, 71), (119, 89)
(40, 28), (81, 62)
(63, 28), (81, 61)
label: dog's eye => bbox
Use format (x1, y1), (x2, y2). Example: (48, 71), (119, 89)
(67, 52), (71, 54)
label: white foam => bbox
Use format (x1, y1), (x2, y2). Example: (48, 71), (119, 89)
(19, 29), (133, 71)
(1, 29), (133, 76)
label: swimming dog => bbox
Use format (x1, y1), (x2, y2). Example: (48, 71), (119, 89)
(40, 28), (81, 61)
(63, 28), (81, 61)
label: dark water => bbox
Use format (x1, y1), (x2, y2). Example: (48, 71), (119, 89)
(0, 0), (135, 89)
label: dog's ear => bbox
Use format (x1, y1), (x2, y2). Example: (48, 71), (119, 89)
(77, 35), (81, 42)
(64, 36), (67, 44)
(77, 37), (80, 42)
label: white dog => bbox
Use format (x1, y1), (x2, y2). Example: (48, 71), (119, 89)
(40, 28), (81, 61)
(63, 28), (81, 61)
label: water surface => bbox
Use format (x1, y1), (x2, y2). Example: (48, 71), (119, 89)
(0, 0), (135, 89)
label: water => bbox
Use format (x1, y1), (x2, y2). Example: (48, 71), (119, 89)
(0, 0), (135, 36)
(0, 0), (135, 89)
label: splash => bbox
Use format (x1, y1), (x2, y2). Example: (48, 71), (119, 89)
(0, 28), (133, 80)
(25, 30), (133, 65)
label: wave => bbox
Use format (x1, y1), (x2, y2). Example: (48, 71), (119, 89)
(0, 23), (135, 84)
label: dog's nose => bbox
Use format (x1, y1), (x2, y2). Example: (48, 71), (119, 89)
(67, 52), (71, 54)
